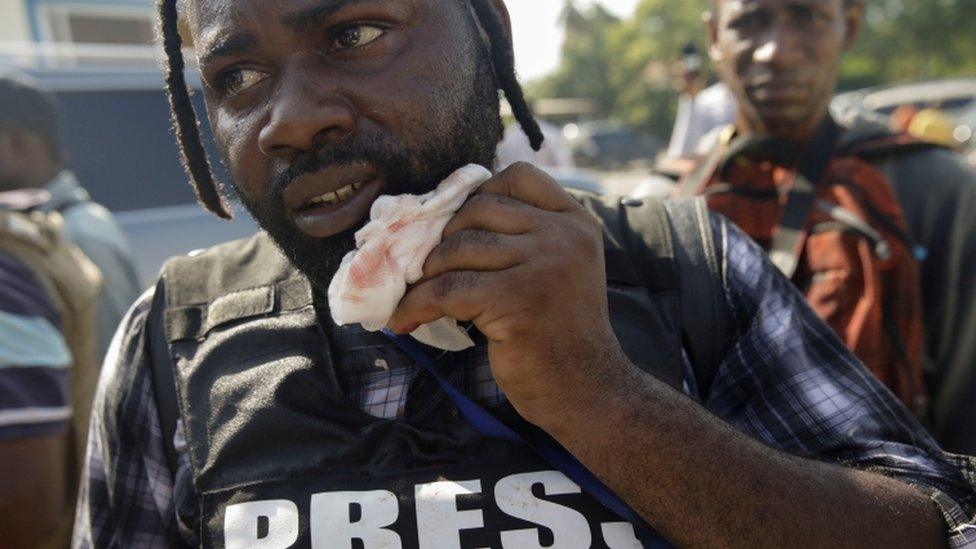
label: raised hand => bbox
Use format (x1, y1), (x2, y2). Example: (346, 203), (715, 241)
(388, 162), (626, 427)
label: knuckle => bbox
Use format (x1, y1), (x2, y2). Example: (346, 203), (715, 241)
(579, 214), (604, 243)
(462, 193), (490, 211)
(433, 275), (455, 301)
(441, 229), (496, 259)
(456, 195), (513, 223)
(434, 271), (479, 300)
(578, 209), (602, 233)
(438, 233), (465, 259)
(561, 216), (603, 259)
(463, 229), (499, 249)
(505, 161), (535, 175)
(503, 162), (550, 185)
(484, 193), (521, 209)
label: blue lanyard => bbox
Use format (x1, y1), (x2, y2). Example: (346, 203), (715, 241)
(383, 330), (671, 548)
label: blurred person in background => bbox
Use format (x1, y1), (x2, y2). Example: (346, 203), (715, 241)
(680, 0), (976, 453)
(664, 43), (737, 168)
(0, 190), (101, 548)
(0, 72), (142, 362)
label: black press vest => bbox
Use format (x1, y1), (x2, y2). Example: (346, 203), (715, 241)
(158, 196), (699, 548)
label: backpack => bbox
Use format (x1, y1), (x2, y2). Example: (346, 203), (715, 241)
(676, 117), (930, 418)
(0, 203), (102, 547)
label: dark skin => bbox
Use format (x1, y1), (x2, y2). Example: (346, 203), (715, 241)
(0, 436), (68, 547)
(0, 128), (62, 192)
(191, 0), (947, 545)
(708, 0), (863, 143)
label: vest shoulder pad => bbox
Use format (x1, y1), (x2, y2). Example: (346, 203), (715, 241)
(162, 231), (302, 309)
(567, 189), (678, 291)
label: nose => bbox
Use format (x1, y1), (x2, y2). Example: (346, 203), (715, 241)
(752, 23), (803, 69)
(258, 61), (357, 157)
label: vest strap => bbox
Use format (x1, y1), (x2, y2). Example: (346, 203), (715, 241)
(382, 330), (671, 548)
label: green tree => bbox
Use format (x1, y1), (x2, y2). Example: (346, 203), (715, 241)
(841, 0), (976, 90)
(529, 1), (622, 116)
(605, 0), (709, 134)
(527, 0), (710, 136)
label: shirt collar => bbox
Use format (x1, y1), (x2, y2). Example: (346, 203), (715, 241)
(41, 170), (89, 213)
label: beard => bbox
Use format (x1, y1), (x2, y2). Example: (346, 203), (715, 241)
(232, 62), (503, 289)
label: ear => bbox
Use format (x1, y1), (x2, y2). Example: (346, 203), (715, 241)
(5, 130), (31, 157)
(0, 131), (27, 181)
(841, 1), (864, 52)
(0, 132), (13, 164)
(705, 10), (722, 63)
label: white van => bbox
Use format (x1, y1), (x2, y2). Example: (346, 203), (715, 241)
(20, 65), (259, 284)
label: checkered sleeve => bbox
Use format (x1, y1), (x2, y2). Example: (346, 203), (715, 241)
(705, 213), (976, 547)
(72, 290), (185, 548)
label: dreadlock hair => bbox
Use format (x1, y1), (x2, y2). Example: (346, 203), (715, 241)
(157, 0), (544, 219)
(466, 0), (544, 152)
(158, 0), (231, 219)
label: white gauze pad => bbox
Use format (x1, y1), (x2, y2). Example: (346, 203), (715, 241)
(327, 164), (492, 351)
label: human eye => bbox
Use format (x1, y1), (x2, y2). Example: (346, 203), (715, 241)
(331, 24), (385, 51)
(728, 10), (766, 32)
(216, 67), (269, 98)
(792, 5), (830, 25)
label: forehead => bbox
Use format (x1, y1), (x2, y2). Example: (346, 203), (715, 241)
(186, 0), (424, 39)
(718, 0), (840, 15)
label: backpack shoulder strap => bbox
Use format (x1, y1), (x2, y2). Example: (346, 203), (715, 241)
(146, 279), (181, 474)
(675, 146), (725, 198)
(574, 190), (730, 397)
(768, 117), (841, 278)
(662, 198), (728, 397)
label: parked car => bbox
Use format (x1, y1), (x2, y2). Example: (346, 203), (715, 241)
(18, 65), (259, 285)
(565, 122), (662, 170)
(833, 77), (976, 118)
(543, 167), (603, 195)
(833, 77), (976, 150)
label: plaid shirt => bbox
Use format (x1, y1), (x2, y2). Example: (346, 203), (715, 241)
(73, 214), (976, 548)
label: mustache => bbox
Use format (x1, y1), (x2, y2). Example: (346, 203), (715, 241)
(269, 135), (406, 199)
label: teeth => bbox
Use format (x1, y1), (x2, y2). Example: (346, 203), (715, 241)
(307, 181), (366, 208)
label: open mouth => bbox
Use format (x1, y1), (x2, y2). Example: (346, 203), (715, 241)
(289, 173), (384, 239)
(283, 163), (386, 239)
(300, 179), (369, 212)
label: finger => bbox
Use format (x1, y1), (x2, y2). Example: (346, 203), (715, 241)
(388, 270), (503, 333)
(476, 162), (580, 213)
(442, 193), (539, 240)
(422, 230), (532, 280)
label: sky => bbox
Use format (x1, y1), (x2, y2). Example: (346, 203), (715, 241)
(508, 0), (642, 83)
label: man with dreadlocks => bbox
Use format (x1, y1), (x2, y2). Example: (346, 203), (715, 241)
(74, 0), (976, 547)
